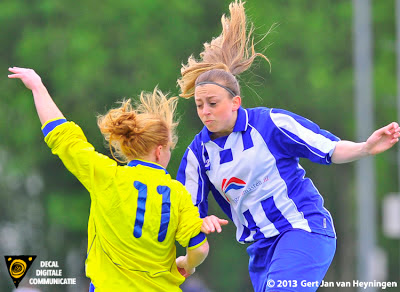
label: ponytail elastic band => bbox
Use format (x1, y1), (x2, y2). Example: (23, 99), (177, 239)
(195, 81), (236, 97)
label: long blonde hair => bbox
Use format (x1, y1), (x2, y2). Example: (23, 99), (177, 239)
(97, 88), (178, 163)
(178, 0), (270, 98)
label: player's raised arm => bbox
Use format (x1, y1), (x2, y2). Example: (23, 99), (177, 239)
(8, 67), (65, 125)
(331, 122), (400, 164)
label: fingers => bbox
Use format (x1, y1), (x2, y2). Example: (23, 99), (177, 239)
(394, 122), (400, 135)
(218, 219), (229, 226)
(9, 67), (30, 72)
(8, 67), (29, 79)
(376, 122), (400, 148)
(7, 67), (43, 91)
(177, 267), (191, 278)
(200, 224), (211, 234)
(201, 217), (214, 234)
(201, 215), (229, 234)
(180, 267), (194, 278)
(207, 216), (220, 233)
(8, 74), (23, 79)
(387, 122), (395, 135)
(176, 256), (194, 278)
(8, 67), (36, 77)
(390, 122), (400, 143)
(382, 123), (394, 135)
(213, 218), (229, 233)
(388, 122), (400, 137)
(9, 67), (25, 74)
(378, 122), (400, 137)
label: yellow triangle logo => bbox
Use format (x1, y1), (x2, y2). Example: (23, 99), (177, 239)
(4, 255), (36, 288)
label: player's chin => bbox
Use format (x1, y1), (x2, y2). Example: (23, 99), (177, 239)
(203, 120), (218, 131)
(203, 124), (213, 131)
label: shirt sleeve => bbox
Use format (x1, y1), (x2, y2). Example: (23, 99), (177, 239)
(177, 145), (210, 218)
(174, 182), (206, 249)
(269, 108), (340, 164)
(43, 120), (117, 199)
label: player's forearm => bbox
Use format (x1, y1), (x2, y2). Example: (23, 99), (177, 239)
(185, 240), (209, 270)
(331, 140), (368, 164)
(31, 83), (65, 125)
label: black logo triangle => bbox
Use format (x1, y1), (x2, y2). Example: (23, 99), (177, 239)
(4, 255), (36, 288)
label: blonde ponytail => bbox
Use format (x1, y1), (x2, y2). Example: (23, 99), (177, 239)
(97, 88), (178, 163)
(178, 0), (270, 98)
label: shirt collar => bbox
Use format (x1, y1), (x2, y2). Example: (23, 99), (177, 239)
(233, 106), (248, 132)
(200, 106), (248, 143)
(127, 159), (169, 174)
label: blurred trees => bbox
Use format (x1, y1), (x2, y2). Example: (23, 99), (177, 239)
(0, 0), (398, 291)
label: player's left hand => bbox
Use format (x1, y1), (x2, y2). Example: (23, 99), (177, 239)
(365, 122), (400, 155)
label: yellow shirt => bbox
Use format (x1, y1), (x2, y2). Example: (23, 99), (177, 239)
(43, 120), (206, 291)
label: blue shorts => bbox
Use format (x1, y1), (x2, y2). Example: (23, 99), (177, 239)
(247, 229), (336, 292)
(89, 282), (95, 292)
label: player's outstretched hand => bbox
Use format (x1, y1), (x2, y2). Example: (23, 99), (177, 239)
(201, 215), (229, 234)
(365, 122), (400, 155)
(8, 67), (43, 91)
(176, 256), (194, 278)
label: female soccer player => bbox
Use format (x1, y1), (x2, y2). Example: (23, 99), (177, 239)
(176, 1), (400, 291)
(8, 67), (209, 291)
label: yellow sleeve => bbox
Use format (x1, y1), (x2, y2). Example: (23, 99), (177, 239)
(44, 121), (117, 199)
(174, 182), (206, 248)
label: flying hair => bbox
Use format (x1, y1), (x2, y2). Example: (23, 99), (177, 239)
(178, 0), (270, 98)
(97, 87), (178, 163)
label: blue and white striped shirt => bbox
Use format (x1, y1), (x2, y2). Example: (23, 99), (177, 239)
(177, 107), (340, 243)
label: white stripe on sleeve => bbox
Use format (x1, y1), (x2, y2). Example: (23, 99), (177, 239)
(271, 112), (337, 157)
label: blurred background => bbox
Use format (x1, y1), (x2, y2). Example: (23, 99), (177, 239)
(0, 0), (399, 291)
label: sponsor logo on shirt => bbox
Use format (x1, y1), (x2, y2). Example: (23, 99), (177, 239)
(221, 177), (246, 202)
(242, 181), (262, 196)
(221, 176), (269, 204)
(242, 176), (269, 196)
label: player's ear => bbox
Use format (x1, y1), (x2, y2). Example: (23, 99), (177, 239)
(232, 95), (241, 111)
(155, 145), (163, 162)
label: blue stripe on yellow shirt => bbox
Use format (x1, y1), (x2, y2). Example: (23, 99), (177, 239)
(188, 232), (206, 249)
(42, 118), (67, 137)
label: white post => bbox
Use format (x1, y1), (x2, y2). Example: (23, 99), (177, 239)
(395, 0), (400, 282)
(353, 0), (376, 291)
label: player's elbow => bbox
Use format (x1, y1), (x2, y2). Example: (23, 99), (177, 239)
(189, 239), (209, 266)
(198, 240), (209, 258)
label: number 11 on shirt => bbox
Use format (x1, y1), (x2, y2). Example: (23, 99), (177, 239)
(133, 181), (171, 242)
